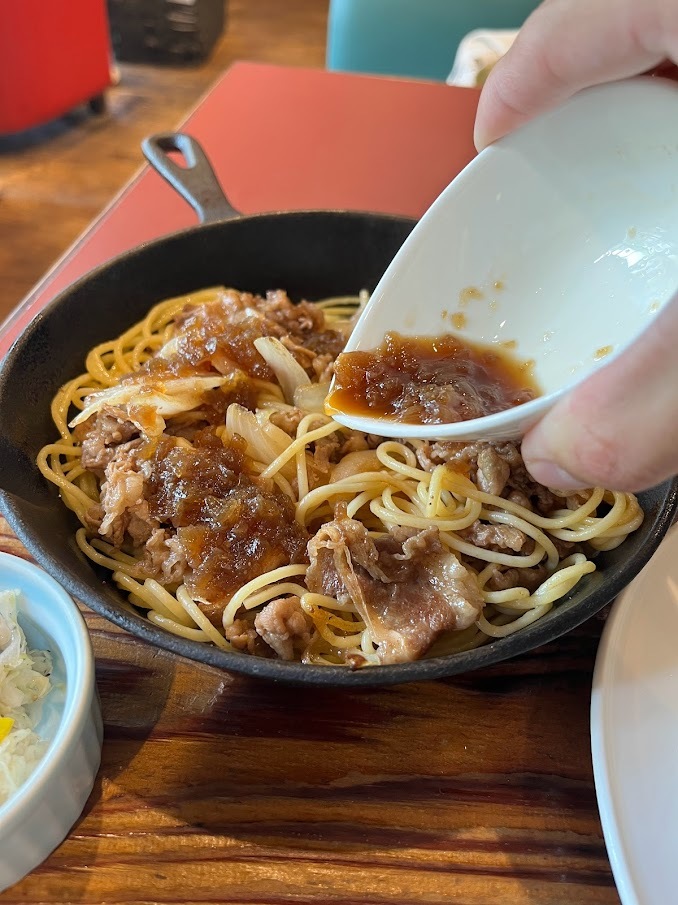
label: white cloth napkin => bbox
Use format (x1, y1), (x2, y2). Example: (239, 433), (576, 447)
(447, 29), (518, 88)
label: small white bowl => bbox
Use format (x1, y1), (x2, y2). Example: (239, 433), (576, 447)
(0, 552), (102, 893)
(332, 76), (678, 441)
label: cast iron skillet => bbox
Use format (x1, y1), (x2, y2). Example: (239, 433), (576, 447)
(0, 133), (676, 686)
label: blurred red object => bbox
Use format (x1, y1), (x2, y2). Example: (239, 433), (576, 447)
(0, 0), (113, 135)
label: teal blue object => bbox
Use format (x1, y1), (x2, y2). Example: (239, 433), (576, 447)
(327, 0), (541, 82)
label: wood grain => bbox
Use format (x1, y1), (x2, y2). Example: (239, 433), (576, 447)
(0, 515), (620, 905)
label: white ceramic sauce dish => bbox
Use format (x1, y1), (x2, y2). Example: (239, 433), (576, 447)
(0, 552), (102, 893)
(330, 77), (678, 441)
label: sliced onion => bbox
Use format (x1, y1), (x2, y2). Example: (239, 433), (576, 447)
(253, 336), (310, 404)
(225, 403), (295, 478)
(70, 376), (227, 430)
(156, 336), (179, 359)
(293, 382), (331, 414)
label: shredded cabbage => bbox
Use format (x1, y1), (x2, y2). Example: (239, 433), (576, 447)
(0, 590), (52, 805)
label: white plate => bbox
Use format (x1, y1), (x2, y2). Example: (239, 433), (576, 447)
(591, 524), (678, 905)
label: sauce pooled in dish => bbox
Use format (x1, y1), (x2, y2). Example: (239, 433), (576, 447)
(327, 331), (540, 425)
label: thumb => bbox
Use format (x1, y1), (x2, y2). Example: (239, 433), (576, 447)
(521, 297), (678, 493)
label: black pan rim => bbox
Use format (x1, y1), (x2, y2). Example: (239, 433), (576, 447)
(1, 208), (418, 371)
(1, 206), (675, 686)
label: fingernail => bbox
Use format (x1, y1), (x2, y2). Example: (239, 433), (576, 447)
(526, 460), (589, 492)
(473, 127), (487, 153)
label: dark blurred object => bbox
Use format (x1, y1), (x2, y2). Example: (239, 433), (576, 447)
(107, 0), (227, 63)
(0, 0), (113, 135)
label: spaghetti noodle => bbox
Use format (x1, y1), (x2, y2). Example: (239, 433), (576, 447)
(37, 287), (643, 667)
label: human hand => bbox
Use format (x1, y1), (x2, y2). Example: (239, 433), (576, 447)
(474, 0), (674, 151)
(474, 0), (678, 492)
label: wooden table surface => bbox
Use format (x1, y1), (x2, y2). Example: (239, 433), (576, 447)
(0, 516), (621, 905)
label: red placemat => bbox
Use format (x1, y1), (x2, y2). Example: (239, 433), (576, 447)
(0, 62), (480, 357)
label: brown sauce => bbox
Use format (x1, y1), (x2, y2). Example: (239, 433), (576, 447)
(327, 332), (540, 425)
(459, 286), (484, 306)
(142, 289), (346, 382)
(147, 429), (309, 617)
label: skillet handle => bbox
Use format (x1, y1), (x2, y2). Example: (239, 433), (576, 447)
(141, 133), (241, 224)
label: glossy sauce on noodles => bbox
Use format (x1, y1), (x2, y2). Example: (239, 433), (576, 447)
(147, 430), (309, 621)
(327, 332), (540, 425)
